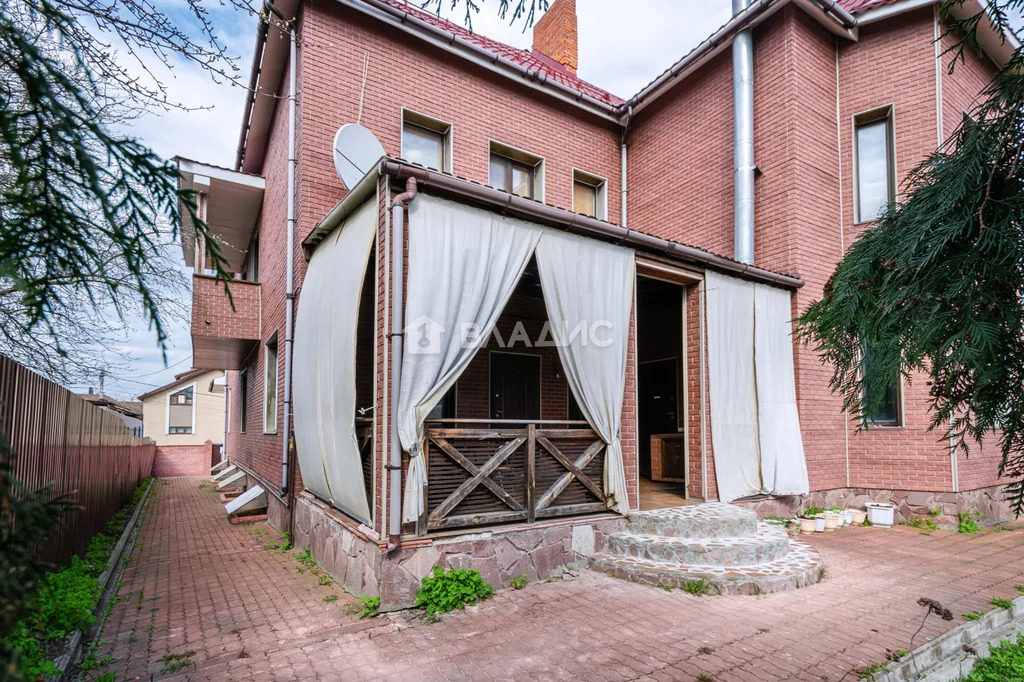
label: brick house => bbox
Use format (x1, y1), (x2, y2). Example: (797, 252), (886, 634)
(138, 368), (226, 476)
(177, 0), (1017, 605)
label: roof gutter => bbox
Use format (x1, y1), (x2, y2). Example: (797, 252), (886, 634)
(335, 0), (621, 123)
(376, 159), (804, 289)
(235, 2), (274, 170)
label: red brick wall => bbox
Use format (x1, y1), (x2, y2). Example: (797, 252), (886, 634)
(836, 9), (954, 493)
(153, 442), (215, 477)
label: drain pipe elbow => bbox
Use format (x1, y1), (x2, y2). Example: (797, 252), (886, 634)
(387, 176), (418, 550)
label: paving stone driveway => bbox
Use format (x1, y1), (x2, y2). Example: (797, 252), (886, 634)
(92, 478), (1024, 681)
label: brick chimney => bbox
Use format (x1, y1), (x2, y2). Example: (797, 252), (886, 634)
(532, 0), (578, 74)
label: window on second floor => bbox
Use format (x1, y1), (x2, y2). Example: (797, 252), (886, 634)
(264, 335), (279, 434)
(854, 106), (895, 224)
(243, 233), (260, 283)
(401, 110), (451, 172)
(572, 169), (607, 220)
(489, 142), (544, 201)
(168, 386), (194, 434)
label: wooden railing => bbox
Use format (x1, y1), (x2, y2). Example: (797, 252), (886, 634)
(420, 419), (610, 533)
(0, 354), (155, 567)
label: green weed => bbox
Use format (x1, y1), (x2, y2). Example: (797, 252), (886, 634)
(158, 651), (196, 674)
(510, 574), (528, 590)
(358, 595), (380, 619)
(415, 567), (494, 620)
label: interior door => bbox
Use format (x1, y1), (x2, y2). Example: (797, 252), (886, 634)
(639, 358), (679, 478)
(490, 353), (541, 421)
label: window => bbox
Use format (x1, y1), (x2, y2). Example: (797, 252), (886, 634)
(167, 386), (194, 434)
(264, 335), (279, 433)
(239, 370), (248, 434)
(862, 350), (901, 426)
(854, 107), (895, 224)
(401, 110), (451, 172)
(489, 142), (543, 200)
(245, 234), (259, 283)
(572, 169), (607, 220)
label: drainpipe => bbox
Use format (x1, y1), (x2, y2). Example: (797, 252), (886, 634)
(388, 177), (418, 550)
(732, 0), (756, 265)
(620, 105), (632, 227)
(280, 13), (297, 498)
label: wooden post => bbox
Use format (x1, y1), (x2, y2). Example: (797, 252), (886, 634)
(526, 423), (536, 524)
(418, 433), (429, 536)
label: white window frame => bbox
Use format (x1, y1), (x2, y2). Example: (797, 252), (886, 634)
(852, 104), (897, 225)
(165, 382), (197, 435)
(488, 139), (545, 202)
(264, 334), (279, 434)
(571, 168), (608, 220)
(401, 108), (453, 173)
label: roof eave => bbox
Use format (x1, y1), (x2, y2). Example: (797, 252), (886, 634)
(625, 0), (857, 116)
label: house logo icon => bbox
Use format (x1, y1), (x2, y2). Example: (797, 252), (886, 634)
(406, 315), (445, 355)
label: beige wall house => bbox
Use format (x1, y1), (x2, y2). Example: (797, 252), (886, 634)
(139, 368), (226, 475)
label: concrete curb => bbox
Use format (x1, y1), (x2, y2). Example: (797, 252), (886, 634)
(878, 595), (1024, 681)
(49, 478), (156, 681)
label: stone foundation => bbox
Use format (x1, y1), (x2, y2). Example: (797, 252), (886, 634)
(732, 484), (1014, 529)
(290, 492), (627, 609)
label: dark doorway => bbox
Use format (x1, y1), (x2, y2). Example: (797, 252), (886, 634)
(490, 353), (541, 421)
(639, 358), (679, 477)
(636, 275), (692, 509)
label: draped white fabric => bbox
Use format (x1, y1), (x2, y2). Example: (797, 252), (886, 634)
(754, 285), (809, 496)
(292, 198), (377, 521)
(398, 196), (541, 524)
(705, 271), (763, 502)
(534, 232), (635, 515)
(705, 271), (809, 501)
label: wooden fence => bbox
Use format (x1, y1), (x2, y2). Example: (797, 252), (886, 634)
(0, 354), (155, 568)
(421, 419), (610, 533)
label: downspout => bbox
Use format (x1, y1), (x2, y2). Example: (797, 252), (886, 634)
(388, 177), (418, 550)
(699, 279), (708, 501)
(280, 13), (297, 501)
(620, 106), (632, 227)
(732, 0), (756, 265)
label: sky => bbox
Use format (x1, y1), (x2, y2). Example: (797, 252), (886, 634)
(83, 0), (1020, 399)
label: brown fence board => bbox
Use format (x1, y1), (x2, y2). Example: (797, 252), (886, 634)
(0, 354), (155, 568)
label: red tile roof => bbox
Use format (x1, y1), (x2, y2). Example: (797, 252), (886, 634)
(378, 0), (625, 106)
(838, 0), (903, 13)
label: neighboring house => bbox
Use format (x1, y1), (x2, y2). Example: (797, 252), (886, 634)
(175, 0), (1016, 605)
(138, 369), (225, 476)
(77, 389), (145, 438)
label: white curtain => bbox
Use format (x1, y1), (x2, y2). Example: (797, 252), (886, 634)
(755, 285), (809, 495)
(398, 196), (541, 524)
(706, 271), (763, 502)
(535, 231), (634, 515)
(705, 271), (809, 501)
(292, 198), (377, 521)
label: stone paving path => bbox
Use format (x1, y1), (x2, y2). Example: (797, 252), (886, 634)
(91, 477), (1024, 681)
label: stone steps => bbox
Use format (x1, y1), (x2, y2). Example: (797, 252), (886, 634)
(588, 502), (825, 595)
(626, 502), (759, 538)
(605, 525), (790, 567)
(589, 537), (824, 595)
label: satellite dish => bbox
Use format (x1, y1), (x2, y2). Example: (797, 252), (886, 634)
(332, 124), (385, 190)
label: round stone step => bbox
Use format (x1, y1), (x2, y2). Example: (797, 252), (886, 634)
(605, 524), (790, 567)
(627, 502), (759, 539)
(588, 538), (825, 596)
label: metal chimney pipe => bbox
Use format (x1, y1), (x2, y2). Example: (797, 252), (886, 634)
(732, 0), (756, 265)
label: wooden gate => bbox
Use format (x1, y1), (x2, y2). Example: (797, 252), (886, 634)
(421, 419), (611, 532)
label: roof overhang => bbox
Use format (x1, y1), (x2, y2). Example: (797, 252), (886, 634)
(176, 157), (265, 273)
(308, 157), (804, 289)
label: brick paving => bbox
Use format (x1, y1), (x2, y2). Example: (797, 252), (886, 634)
(92, 477), (1024, 681)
